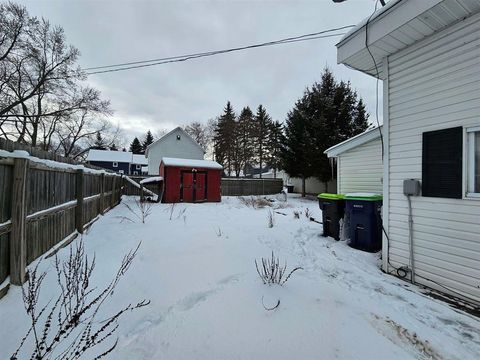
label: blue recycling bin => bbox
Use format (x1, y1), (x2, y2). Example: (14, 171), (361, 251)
(345, 194), (383, 252)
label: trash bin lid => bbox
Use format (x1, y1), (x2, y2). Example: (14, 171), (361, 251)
(344, 193), (383, 201)
(318, 193), (345, 200)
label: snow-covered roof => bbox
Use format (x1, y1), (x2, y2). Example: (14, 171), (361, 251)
(161, 157), (223, 170)
(132, 154), (148, 165)
(145, 127), (205, 156)
(336, 0), (480, 78)
(325, 126), (382, 158)
(140, 176), (163, 184)
(87, 149), (133, 163)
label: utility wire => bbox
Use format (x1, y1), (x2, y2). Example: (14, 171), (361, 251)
(84, 25), (355, 75)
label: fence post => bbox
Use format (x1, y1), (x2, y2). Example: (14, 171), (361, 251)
(111, 175), (116, 207)
(10, 158), (28, 285)
(99, 173), (105, 215)
(75, 169), (84, 234)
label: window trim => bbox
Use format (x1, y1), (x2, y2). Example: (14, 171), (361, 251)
(118, 169), (124, 174)
(465, 126), (480, 199)
(113, 161), (118, 168)
(136, 164), (141, 170)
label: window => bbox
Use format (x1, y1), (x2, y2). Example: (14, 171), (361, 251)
(467, 127), (480, 196)
(133, 171), (138, 175)
(422, 127), (462, 199)
(113, 162), (118, 168)
(118, 170), (124, 174)
(176, 134), (181, 140)
(136, 164), (141, 170)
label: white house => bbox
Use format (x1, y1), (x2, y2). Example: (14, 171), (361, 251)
(145, 127), (205, 175)
(337, 0), (480, 304)
(325, 126), (383, 195)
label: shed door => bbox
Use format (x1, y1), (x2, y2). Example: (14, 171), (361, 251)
(195, 172), (207, 202)
(181, 171), (194, 202)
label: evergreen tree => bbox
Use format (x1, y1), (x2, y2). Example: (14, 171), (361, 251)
(213, 101), (236, 176)
(142, 130), (154, 152)
(267, 120), (283, 178)
(129, 137), (143, 154)
(109, 143), (118, 151)
(235, 106), (255, 177)
(280, 98), (314, 197)
(92, 132), (106, 150)
(281, 68), (369, 195)
(253, 105), (273, 178)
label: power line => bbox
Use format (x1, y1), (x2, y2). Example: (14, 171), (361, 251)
(84, 25), (355, 75)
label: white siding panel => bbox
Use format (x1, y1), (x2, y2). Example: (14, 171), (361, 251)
(387, 12), (480, 303)
(338, 138), (383, 194)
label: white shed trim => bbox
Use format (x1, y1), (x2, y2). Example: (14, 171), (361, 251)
(324, 126), (383, 158)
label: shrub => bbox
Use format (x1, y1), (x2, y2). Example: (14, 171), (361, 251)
(255, 252), (302, 286)
(12, 240), (149, 360)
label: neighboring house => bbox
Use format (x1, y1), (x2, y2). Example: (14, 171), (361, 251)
(325, 126), (383, 194)
(131, 154), (148, 176)
(146, 127), (205, 175)
(86, 150), (148, 176)
(337, 0), (480, 304)
(86, 150), (132, 174)
(253, 170), (337, 195)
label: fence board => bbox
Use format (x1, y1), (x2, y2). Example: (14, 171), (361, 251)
(0, 153), (123, 296)
(221, 178), (283, 196)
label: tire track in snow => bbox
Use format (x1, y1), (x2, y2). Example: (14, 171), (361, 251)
(117, 273), (242, 356)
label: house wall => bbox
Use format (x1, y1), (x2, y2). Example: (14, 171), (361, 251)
(147, 128), (204, 175)
(385, 13), (480, 303)
(337, 137), (383, 194)
(88, 160), (129, 174)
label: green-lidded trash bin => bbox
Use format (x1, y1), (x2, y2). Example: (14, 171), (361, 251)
(345, 193), (383, 252)
(318, 193), (345, 241)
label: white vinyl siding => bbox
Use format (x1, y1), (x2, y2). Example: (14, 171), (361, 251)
(337, 137), (383, 194)
(147, 128), (204, 175)
(386, 12), (480, 303)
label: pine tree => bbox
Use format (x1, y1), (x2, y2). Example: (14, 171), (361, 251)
(129, 137), (143, 154)
(280, 97), (314, 196)
(93, 132), (106, 150)
(109, 143), (118, 151)
(142, 130), (154, 152)
(267, 120), (283, 178)
(281, 68), (369, 195)
(213, 102), (236, 176)
(253, 105), (273, 178)
(235, 106), (255, 177)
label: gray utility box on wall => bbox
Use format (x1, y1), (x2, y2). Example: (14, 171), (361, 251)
(403, 179), (421, 196)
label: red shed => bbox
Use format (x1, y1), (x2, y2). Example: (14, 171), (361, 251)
(159, 157), (223, 203)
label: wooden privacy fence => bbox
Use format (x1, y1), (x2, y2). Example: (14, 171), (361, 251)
(221, 178), (283, 196)
(0, 157), (122, 297)
(123, 177), (284, 198)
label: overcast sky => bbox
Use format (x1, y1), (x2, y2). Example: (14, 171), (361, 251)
(20, 0), (383, 143)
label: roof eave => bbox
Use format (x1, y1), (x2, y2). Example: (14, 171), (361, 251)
(325, 127), (382, 158)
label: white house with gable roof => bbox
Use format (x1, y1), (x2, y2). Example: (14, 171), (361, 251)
(146, 127), (205, 175)
(337, 0), (480, 304)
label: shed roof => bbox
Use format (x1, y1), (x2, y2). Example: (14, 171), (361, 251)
(337, 0), (480, 78)
(161, 157), (223, 170)
(324, 126), (383, 158)
(86, 149), (133, 163)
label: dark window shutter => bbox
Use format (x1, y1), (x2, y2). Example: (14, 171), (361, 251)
(422, 127), (463, 198)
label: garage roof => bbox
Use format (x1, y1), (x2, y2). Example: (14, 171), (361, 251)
(324, 126), (383, 158)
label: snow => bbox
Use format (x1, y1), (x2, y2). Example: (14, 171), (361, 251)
(140, 176), (163, 185)
(87, 149), (133, 163)
(132, 154), (148, 165)
(0, 195), (479, 359)
(0, 149), (119, 176)
(161, 157), (223, 169)
(345, 192), (382, 198)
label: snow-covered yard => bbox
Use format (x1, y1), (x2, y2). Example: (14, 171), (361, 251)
(1, 195), (479, 359)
